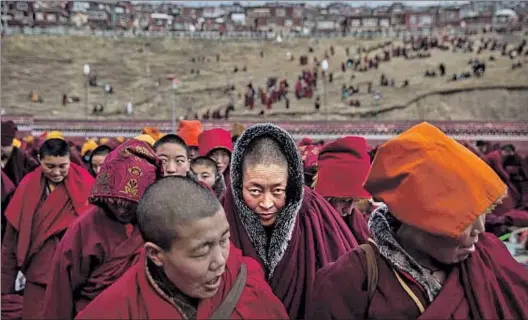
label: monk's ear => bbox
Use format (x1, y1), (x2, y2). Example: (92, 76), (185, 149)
(144, 242), (165, 267)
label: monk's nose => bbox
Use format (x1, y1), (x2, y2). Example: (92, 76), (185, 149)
(260, 193), (274, 210)
(210, 246), (227, 271)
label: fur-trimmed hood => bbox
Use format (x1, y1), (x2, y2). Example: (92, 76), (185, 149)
(230, 123), (304, 278)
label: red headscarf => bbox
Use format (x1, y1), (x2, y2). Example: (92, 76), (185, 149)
(314, 136), (371, 199)
(198, 128), (233, 156)
(90, 140), (162, 205)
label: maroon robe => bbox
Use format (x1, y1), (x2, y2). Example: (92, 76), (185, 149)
(224, 123), (358, 319)
(1, 163), (94, 319)
(2, 147), (38, 186)
(76, 245), (288, 320)
(1, 169), (15, 240)
(42, 206), (144, 319)
(307, 233), (528, 319)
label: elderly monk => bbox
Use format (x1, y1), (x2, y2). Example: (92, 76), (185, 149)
(76, 176), (288, 320)
(88, 145), (112, 177)
(307, 122), (528, 320)
(223, 123), (358, 319)
(42, 140), (162, 319)
(1, 121), (38, 186)
(313, 136), (372, 244)
(1, 138), (94, 319)
(178, 120), (203, 160)
(153, 134), (190, 177)
(199, 128), (233, 187)
(191, 156), (226, 200)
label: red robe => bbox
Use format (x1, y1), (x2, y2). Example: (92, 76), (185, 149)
(306, 233), (528, 319)
(42, 206), (144, 319)
(75, 245), (288, 319)
(224, 187), (358, 319)
(1, 163), (94, 319)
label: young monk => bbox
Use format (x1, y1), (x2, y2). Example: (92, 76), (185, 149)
(1, 138), (94, 319)
(191, 156), (226, 200)
(223, 123), (358, 319)
(306, 122), (528, 319)
(88, 144), (112, 177)
(1, 120), (38, 186)
(76, 176), (289, 319)
(153, 134), (190, 177)
(199, 128), (233, 186)
(42, 140), (162, 319)
(313, 136), (372, 243)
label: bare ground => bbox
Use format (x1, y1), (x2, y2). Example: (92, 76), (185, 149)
(1, 33), (528, 121)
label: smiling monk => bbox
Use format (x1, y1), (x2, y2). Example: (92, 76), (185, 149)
(1, 138), (94, 319)
(306, 122), (528, 319)
(76, 176), (288, 320)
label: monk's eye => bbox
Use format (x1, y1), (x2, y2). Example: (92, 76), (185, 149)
(220, 236), (229, 246)
(177, 159), (185, 164)
(160, 159), (167, 164)
(273, 189), (285, 195)
(249, 189), (262, 196)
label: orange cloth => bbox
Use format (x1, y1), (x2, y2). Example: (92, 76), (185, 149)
(134, 134), (155, 146)
(177, 120), (203, 147)
(141, 127), (163, 142)
(364, 122), (507, 239)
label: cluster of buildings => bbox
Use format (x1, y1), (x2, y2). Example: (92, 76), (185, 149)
(1, 1), (526, 34)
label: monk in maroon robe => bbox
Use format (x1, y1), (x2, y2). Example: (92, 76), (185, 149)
(313, 136), (371, 244)
(484, 144), (528, 235)
(1, 138), (94, 319)
(76, 177), (288, 319)
(223, 123), (358, 319)
(42, 140), (162, 319)
(1, 121), (38, 186)
(307, 122), (528, 319)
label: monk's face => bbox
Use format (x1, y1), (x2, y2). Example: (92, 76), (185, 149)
(400, 214), (485, 265)
(209, 149), (230, 174)
(328, 198), (354, 217)
(242, 163), (288, 226)
(41, 155), (70, 184)
(192, 164), (217, 189)
(188, 146), (200, 160)
(147, 209), (230, 299)
(156, 143), (190, 177)
(91, 154), (107, 175)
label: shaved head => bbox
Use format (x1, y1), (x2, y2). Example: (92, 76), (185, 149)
(243, 136), (288, 171)
(137, 176), (221, 250)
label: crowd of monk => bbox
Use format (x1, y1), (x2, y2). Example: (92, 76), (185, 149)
(1, 118), (527, 319)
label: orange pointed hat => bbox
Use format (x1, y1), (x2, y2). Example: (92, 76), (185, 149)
(364, 122), (507, 238)
(178, 120), (203, 147)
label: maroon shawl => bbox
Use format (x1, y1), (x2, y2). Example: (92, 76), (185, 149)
(4, 163), (94, 268)
(307, 233), (528, 319)
(343, 208), (370, 244)
(224, 123), (358, 319)
(42, 206), (144, 319)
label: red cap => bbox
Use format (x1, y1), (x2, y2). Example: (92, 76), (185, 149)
(198, 128), (233, 156)
(315, 136), (371, 199)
